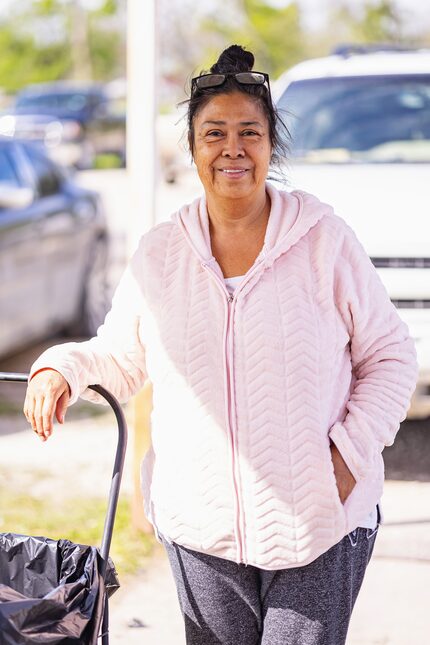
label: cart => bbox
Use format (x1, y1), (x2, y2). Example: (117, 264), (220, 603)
(0, 372), (128, 645)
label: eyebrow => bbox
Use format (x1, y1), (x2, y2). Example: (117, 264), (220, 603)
(201, 120), (263, 127)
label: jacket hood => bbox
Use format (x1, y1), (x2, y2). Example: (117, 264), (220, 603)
(172, 183), (335, 268)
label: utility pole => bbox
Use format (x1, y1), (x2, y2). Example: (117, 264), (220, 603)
(127, 0), (157, 532)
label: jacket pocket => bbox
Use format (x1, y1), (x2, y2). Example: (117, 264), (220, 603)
(328, 437), (358, 506)
(326, 439), (349, 512)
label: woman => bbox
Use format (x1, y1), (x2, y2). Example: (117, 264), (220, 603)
(25, 45), (418, 644)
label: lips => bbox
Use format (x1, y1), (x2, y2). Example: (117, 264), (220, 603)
(218, 168), (248, 177)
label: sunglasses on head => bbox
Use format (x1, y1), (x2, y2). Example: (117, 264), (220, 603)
(191, 71), (271, 101)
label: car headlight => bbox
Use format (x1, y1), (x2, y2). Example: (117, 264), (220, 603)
(0, 115), (16, 137)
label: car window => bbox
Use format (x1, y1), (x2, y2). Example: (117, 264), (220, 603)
(0, 147), (21, 187)
(16, 92), (93, 113)
(24, 147), (61, 197)
(277, 74), (430, 162)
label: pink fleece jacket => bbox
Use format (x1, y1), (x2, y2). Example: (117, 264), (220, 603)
(30, 183), (418, 570)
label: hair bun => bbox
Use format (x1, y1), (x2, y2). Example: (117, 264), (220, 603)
(210, 45), (254, 74)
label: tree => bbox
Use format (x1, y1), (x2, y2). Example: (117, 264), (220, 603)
(200, 0), (306, 79)
(332, 0), (414, 45)
(0, 0), (126, 94)
(241, 0), (305, 77)
(0, 24), (70, 93)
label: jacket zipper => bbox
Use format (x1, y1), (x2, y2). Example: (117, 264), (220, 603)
(201, 260), (265, 565)
(226, 290), (245, 564)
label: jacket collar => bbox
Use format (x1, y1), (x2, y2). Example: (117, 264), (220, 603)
(173, 182), (334, 268)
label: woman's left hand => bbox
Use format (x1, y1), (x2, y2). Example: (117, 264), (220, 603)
(330, 441), (356, 504)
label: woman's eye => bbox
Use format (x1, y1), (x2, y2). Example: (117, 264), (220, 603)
(242, 130), (258, 136)
(206, 130), (223, 137)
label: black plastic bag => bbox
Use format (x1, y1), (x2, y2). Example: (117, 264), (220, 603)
(0, 533), (120, 645)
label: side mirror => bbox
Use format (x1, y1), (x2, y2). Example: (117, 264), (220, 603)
(0, 185), (34, 210)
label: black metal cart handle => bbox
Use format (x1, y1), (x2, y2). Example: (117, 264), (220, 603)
(0, 372), (128, 576)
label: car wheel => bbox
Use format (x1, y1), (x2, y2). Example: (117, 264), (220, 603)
(67, 235), (111, 337)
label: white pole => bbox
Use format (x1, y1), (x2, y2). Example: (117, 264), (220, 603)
(127, 0), (157, 532)
(127, 0), (156, 248)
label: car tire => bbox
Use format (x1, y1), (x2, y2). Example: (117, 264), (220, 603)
(67, 235), (111, 338)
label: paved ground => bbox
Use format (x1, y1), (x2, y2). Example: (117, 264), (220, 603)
(108, 543), (184, 644)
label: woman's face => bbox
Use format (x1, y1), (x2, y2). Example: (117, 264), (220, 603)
(191, 92), (272, 203)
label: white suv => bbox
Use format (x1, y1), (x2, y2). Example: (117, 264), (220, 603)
(274, 46), (430, 419)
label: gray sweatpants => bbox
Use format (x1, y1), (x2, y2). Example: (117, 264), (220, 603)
(161, 524), (378, 645)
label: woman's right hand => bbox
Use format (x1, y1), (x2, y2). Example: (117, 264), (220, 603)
(23, 369), (71, 442)
(330, 440), (356, 504)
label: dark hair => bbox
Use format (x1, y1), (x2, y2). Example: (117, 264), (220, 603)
(184, 44), (291, 181)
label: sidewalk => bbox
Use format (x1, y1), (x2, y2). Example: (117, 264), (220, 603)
(109, 542), (183, 644)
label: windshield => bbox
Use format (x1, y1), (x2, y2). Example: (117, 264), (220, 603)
(15, 92), (98, 113)
(277, 74), (430, 163)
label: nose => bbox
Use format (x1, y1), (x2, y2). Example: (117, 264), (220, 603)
(222, 132), (245, 158)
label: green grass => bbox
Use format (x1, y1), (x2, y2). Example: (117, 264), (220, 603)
(0, 492), (156, 576)
(0, 400), (22, 415)
(62, 402), (110, 420)
(0, 398), (108, 419)
(93, 153), (123, 169)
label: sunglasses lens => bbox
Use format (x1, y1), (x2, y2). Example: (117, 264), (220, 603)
(195, 74), (226, 89)
(192, 72), (270, 96)
(236, 72), (266, 85)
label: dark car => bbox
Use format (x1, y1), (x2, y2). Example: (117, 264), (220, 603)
(0, 137), (110, 358)
(0, 81), (126, 169)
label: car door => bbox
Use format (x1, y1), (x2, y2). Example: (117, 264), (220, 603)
(21, 144), (93, 329)
(0, 142), (50, 356)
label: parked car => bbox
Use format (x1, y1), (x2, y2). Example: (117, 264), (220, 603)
(0, 137), (110, 358)
(0, 81), (125, 169)
(274, 45), (430, 419)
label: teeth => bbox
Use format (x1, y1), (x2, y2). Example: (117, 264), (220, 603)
(223, 169), (245, 173)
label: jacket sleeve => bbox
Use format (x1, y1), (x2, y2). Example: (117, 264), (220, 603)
(29, 236), (148, 406)
(328, 222), (419, 482)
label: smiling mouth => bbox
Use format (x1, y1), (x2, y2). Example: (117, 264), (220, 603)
(218, 168), (248, 177)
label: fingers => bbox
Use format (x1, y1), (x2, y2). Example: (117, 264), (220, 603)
(33, 391), (46, 440)
(42, 393), (57, 439)
(31, 392), (55, 441)
(23, 370), (70, 442)
(55, 390), (70, 425)
(24, 392), (38, 436)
